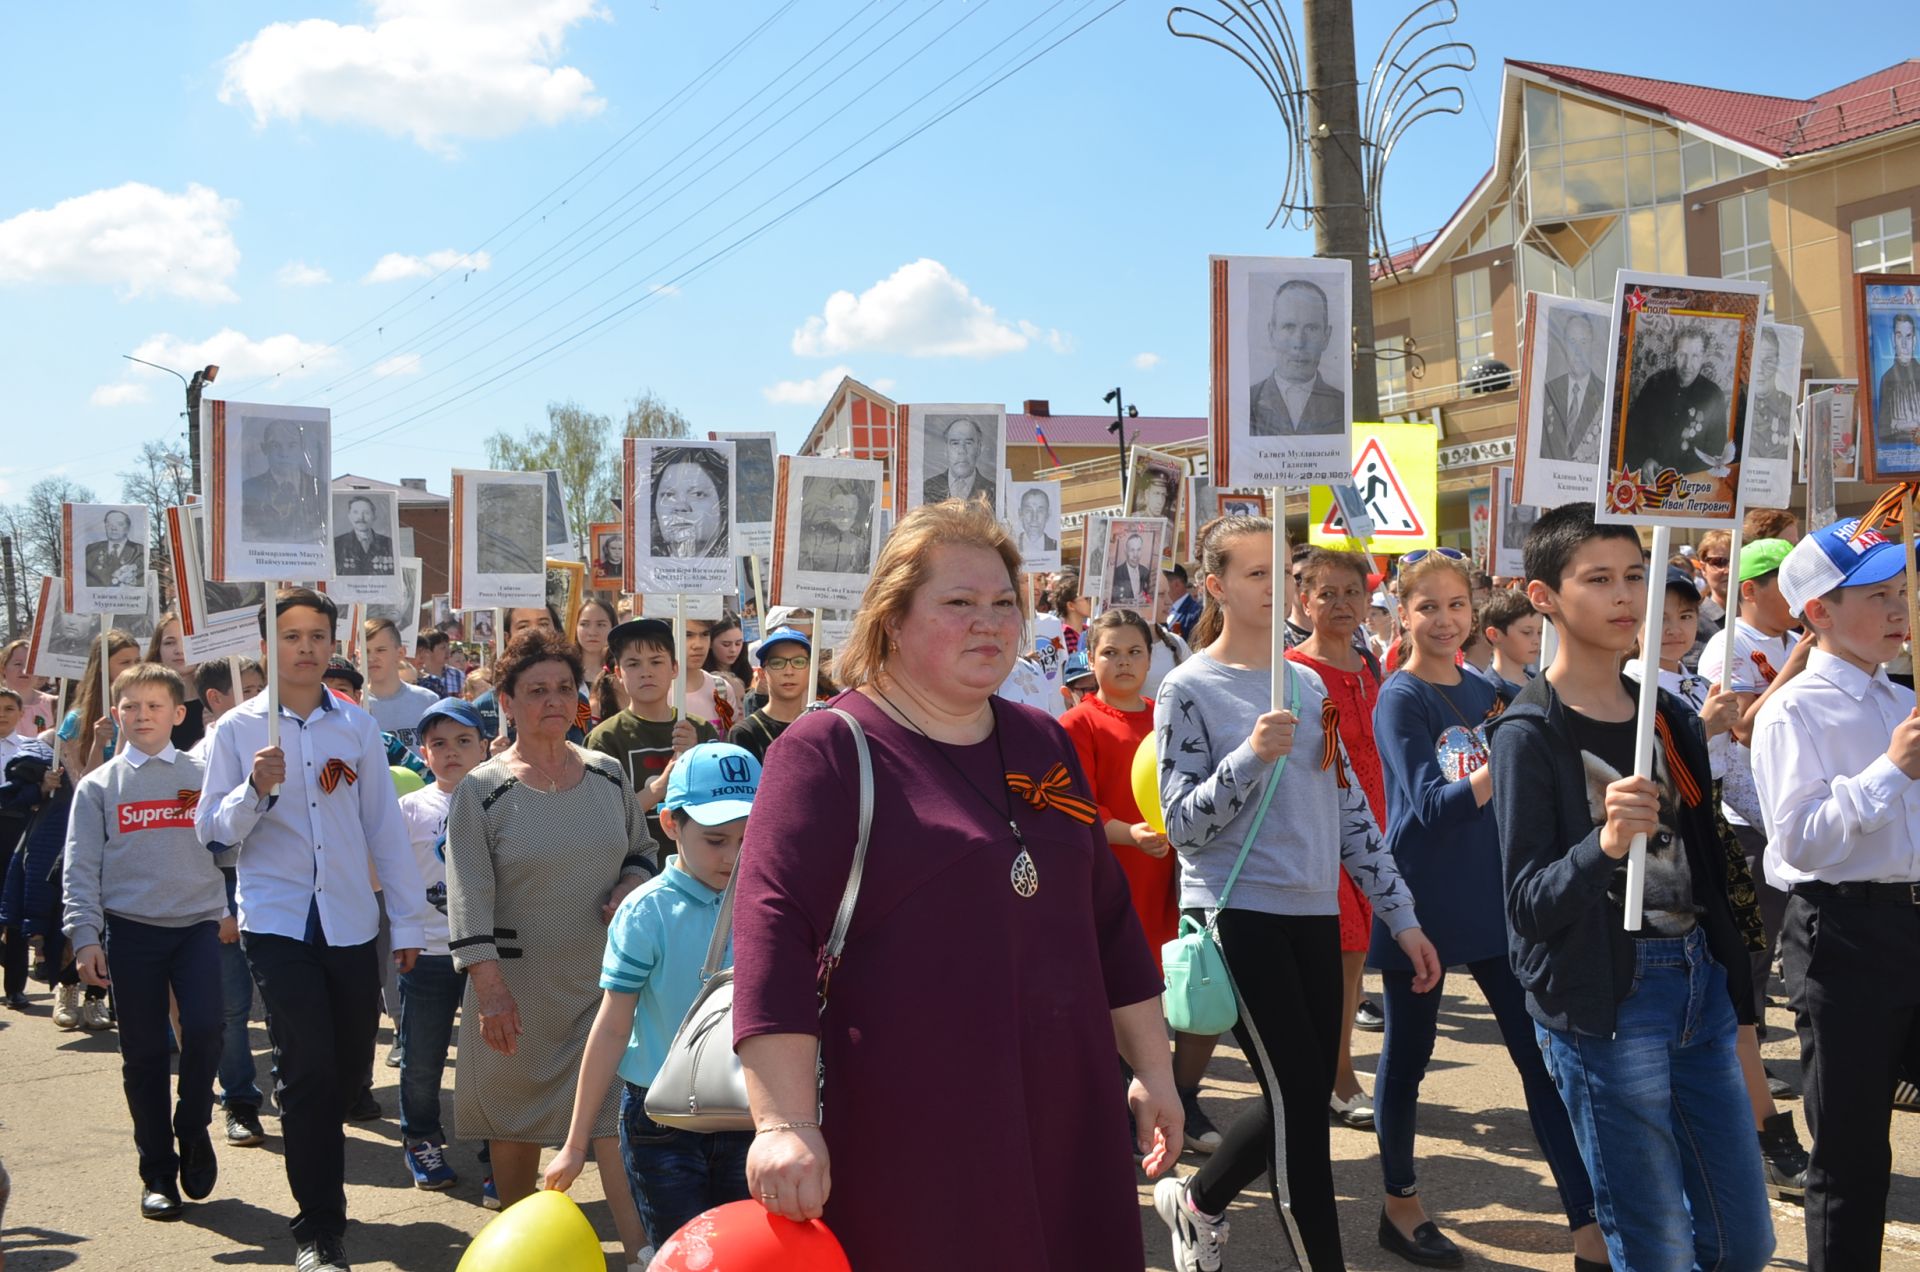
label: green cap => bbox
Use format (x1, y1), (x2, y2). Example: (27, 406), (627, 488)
(1738, 538), (1792, 583)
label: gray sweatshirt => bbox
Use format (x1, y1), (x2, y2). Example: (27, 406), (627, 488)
(62, 745), (227, 950)
(1154, 651), (1418, 933)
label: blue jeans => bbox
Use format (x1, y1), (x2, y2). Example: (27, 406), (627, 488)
(217, 872), (263, 1109)
(104, 916), (223, 1189)
(619, 1082), (752, 1249)
(1376, 955), (1596, 1228)
(1537, 929), (1773, 1272)
(397, 954), (463, 1143)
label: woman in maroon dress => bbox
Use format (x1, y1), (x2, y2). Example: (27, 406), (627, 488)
(732, 499), (1181, 1270)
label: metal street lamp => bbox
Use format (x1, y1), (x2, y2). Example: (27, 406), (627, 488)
(122, 355), (219, 494)
(1104, 387), (1140, 502)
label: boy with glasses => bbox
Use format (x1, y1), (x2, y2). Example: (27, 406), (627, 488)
(727, 628), (812, 764)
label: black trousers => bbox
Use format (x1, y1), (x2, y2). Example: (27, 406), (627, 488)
(1732, 824), (1790, 1019)
(1781, 887), (1920, 1272)
(242, 931), (380, 1245)
(1192, 910), (1346, 1271)
(105, 917), (223, 1190)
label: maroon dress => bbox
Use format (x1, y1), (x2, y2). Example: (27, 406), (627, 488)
(732, 691), (1162, 1271)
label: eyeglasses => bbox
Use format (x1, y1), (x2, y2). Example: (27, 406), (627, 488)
(1400, 547), (1467, 566)
(1699, 556), (1730, 569)
(762, 655), (811, 670)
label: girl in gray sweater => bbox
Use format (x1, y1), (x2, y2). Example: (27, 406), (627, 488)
(1151, 515), (1440, 1272)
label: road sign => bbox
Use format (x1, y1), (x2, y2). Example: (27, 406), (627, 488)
(1308, 422), (1436, 553)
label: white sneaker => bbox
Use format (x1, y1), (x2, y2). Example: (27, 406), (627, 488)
(80, 995), (113, 1031)
(52, 983), (82, 1030)
(1154, 1175), (1228, 1272)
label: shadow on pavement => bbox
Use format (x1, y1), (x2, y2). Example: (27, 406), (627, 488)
(0, 1224), (83, 1270)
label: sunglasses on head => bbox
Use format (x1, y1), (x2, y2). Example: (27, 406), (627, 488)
(1400, 547), (1467, 566)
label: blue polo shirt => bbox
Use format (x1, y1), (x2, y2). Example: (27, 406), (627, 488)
(600, 857), (729, 1089)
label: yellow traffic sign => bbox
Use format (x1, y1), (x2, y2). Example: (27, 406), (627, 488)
(1308, 421), (1437, 554)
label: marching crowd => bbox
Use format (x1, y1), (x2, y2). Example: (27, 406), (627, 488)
(0, 493), (1915, 1272)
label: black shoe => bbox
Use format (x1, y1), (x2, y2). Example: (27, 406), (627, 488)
(1759, 1110), (1809, 1200)
(295, 1236), (351, 1272)
(1574, 1259), (1611, 1271)
(1765, 1066), (1798, 1100)
(1354, 999), (1386, 1032)
(4, 991), (27, 1010)
(345, 1091), (381, 1122)
(1378, 1209), (1464, 1268)
(226, 1103), (266, 1147)
(140, 1184), (183, 1221)
(179, 1131), (217, 1200)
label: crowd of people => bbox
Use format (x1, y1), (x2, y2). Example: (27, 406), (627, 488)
(0, 492), (1914, 1272)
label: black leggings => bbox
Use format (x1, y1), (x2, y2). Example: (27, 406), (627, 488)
(1191, 909), (1346, 1271)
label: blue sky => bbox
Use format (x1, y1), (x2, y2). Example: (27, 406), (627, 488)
(0, 0), (1880, 502)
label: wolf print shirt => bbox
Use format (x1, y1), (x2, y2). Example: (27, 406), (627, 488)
(1565, 708), (1699, 938)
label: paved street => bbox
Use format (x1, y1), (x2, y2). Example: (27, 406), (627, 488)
(1, 972), (1915, 1270)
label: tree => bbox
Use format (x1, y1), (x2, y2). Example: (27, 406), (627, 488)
(120, 438), (193, 604)
(0, 476), (98, 633)
(622, 389), (693, 441)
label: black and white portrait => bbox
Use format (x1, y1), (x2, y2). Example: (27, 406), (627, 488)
(920, 412), (1000, 509)
(1103, 518), (1168, 614)
(1488, 467), (1531, 578)
(331, 490), (397, 578)
(1619, 314), (1743, 482)
(476, 482), (545, 575)
(650, 445), (731, 560)
(546, 560), (584, 633)
(1247, 276), (1345, 437)
(468, 608), (496, 648)
(367, 557), (423, 654)
(796, 476), (873, 574)
(64, 502), (150, 617)
(1540, 309), (1605, 465)
(1215, 255), (1351, 487)
(1008, 482), (1062, 571)
(712, 433), (776, 525)
(47, 601), (94, 658)
(113, 577), (162, 643)
(83, 507), (146, 589)
(188, 508), (264, 619)
(1743, 323), (1800, 468)
(542, 470), (573, 558)
(1220, 495), (1267, 518)
(239, 415), (327, 545)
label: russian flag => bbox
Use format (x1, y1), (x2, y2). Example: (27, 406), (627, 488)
(1033, 419), (1063, 468)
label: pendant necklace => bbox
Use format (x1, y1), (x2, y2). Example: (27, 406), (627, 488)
(874, 689), (1038, 898)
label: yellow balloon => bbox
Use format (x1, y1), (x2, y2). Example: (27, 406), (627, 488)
(1131, 731), (1166, 835)
(457, 1189), (605, 1272)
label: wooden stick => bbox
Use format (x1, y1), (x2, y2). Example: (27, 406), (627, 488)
(672, 593), (687, 719)
(99, 615), (112, 752)
(748, 554), (769, 642)
(264, 582), (282, 796)
(1907, 486), (1919, 677)
(1719, 526), (1744, 695)
(1270, 487), (1291, 713)
(1623, 525), (1671, 931)
(227, 654), (245, 707)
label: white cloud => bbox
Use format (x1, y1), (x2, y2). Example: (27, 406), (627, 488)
(791, 259), (1063, 359)
(375, 352), (422, 377)
(90, 383), (153, 407)
(1132, 352), (1162, 370)
(220, 0), (608, 153)
(761, 366), (895, 407)
(276, 260), (331, 287)
(0, 182), (240, 302)
(362, 248), (492, 284)
(119, 328), (338, 385)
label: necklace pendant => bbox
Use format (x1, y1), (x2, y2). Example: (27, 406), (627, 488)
(1011, 846), (1039, 898)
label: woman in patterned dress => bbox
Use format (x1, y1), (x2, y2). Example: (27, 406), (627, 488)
(446, 629), (654, 1262)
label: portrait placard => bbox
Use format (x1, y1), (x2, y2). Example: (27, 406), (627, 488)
(709, 431), (778, 557)
(111, 573), (163, 644)
(642, 594), (724, 622)
(1185, 476), (1217, 561)
(1006, 481), (1063, 573)
(201, 399), (332, 583)
(328, 484), (402, 604)
(1217, 492), (1270, 519)
(1801, 384), (1861, 485)
(1852, 272), (1920, 481)
(1737, 322), (1805, 508)
(770, 455), (884, 610)
(1484, 467), (1536, 579)
(545, 558), (585, 635)
(1094, 517), (1169, 619)
(1803, 390), (1838, 529)
(1209, 254), (1352, 486)
(366, 557), (424, 656)
(28, 576), (93, 680)
(542, 470), (576, 562)
(62, 502), (149, 616)
(623, 438), (737, 596)
(165, 505), (263, 661)
(1124, 446), (1188, 532)
(1595, 271), (1766, 526)
(465, 607), (498, 656)
(588, 521), (625, 591)
(1468, 485), (1491, 568)
(450, 469), (547, 610)
(899, 404), (1006, 516)
(1516, 292), (1611, 507)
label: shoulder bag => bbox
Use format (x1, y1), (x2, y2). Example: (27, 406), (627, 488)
(646, 706), (874, 1132)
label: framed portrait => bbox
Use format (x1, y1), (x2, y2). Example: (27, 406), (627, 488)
(588, 520), (625, 591)
(28, 576), (94, 680)
(1218, 492), (1269, 519)
(542, 469), (576, 562)
(1484, 467), (1535, 579)
(1802, 383), (1861, 486)
(1515, 292), (1611, 508)
(451, 468), (547, 610)
(327, 484), (402, 604)
(1595, 271), (1766, 526)
(1737, 321), (1805, 509)
(545, 558), (585, 636)
(465, 606), (498, 656)
(709, 430), (778, 557)
(1184, 476), (1216, 562)
(430, 594), (452, 630)
(898, 404), (1006, 517)
(61, 502), (149, 616)
(623, 438), (738, 596)
(1209, 254), (1352, 487)
(164, 505), (261, 661)
(1851, 272), (1920, 480)
(365, 556), (424, 656)
(1005, 480), (1064, 574)
(1094, 517), (1169, 619)
(770, 455), (884, 610)
(201, 399), (332, 582)
(1468, 484), (1491, 569)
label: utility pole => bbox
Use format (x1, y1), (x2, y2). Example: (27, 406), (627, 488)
(1, 535), (17, 640)
(1303, 0), (1379, 421)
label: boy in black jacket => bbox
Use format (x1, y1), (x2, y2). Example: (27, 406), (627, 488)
(1488, 503), (1772, 1271)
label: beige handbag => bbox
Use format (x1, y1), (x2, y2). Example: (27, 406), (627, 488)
(644, 707), (874, 1132)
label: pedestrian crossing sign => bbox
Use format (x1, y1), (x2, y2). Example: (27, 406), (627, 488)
(1308, 422), (1436, 553)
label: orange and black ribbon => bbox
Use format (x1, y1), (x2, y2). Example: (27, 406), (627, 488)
(1005, 765), (1098, 826)
(1851, 482), (1917, 540)
(1652, 712), (1702, 809)
(317, 759), (358, 794)
(574, 699), (594, 734)
(176, 789), (201, 812)
(1319, 700), (1350, 789)
(1749, 649), (1780, 685)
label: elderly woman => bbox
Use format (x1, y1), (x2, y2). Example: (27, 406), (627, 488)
(446, 629), (653, 1262)
(731, 499), (1181, 1270)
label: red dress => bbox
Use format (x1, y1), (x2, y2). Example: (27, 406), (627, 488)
(1286, 646), (1385, 952)
(1061, 694), (1179, 967)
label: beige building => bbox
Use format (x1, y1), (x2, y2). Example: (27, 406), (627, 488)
(1374, 56), (1920, 545)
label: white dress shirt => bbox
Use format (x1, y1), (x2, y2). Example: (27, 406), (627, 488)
(1699, 617), (1797, 828)
(1753, 647), (1920, 886)
(197, 689), (427, 948)
(122, 742), (180, 769)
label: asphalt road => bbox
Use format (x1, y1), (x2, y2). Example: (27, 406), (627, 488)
(1, 972), (1915, 1270)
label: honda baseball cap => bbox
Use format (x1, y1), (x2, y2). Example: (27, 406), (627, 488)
(1778, 517), (1910, 617)
(1737, 538), (1793, 584)
(663, 742), (761, 825)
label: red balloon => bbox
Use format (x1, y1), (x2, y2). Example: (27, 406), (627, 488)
(650, 1202), (851, 1272)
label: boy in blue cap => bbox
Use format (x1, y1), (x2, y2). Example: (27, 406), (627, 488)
(728, 627), (812, 764)
(543, 741), (760, 1254)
